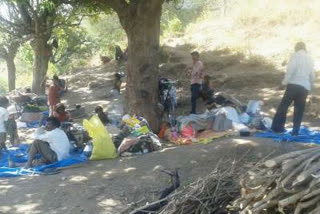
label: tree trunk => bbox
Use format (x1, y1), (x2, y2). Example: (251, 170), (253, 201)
(31, 38), (51, 95)
(6, 55), (16, 92)
(1, 42), (19, 92)
(121, 1), (163, 132)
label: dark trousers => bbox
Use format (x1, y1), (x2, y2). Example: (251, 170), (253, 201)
(271, 84), (308, 135)
(28, 140), (57, 164)
(191, 83), (201, 114)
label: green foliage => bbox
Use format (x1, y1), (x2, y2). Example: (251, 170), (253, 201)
(18, 44), (33, 67)
(84, 14), (127, 57)
(51, 25), (97, 73)
(162, 17), (184, 37)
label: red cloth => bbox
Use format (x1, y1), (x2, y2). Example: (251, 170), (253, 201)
(48, 85), (60, 106)
(53, 111), (71, 122)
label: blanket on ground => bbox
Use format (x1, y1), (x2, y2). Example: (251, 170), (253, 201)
(0, 144), (87, 177)
(255, 126), (320, 144)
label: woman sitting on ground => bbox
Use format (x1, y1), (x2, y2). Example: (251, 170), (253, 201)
(53, 103), (71, 123)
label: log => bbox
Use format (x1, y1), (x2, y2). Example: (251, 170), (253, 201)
(295, 195), (320, 214)
(265, 147), (320, 168)
(294, 160), (320, 185)
(281, 161), (307, 189)
(252, 200), (278, 214)
(278, 190), (309, 208)
(309, 205), (320, 214)
(301, 189), (320, 201)
(282, 150), (320, 173)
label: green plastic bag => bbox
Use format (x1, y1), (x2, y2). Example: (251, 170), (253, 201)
(83, 115), (117, 160)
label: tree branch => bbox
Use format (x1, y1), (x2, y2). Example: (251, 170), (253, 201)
(96, 0), (129, 15)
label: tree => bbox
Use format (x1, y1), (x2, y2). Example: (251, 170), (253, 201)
(0, 1), (27, 92)
(0, 36), (20, 91)
(0, 0), (83, 94)
(82, 0), (169, 131)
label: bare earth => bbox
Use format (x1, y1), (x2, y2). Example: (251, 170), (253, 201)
(0, 138), (308, 214)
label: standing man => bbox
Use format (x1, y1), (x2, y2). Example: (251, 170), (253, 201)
(188, 51), (205, 114)
(271, 42), (316, 136)
(48, 77), (61, 116)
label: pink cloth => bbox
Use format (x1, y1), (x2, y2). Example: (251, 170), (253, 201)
(191, 60), (205, 85)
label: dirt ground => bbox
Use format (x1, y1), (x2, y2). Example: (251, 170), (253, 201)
(0, 138), (309, 214)
(1, 45), (320, 214)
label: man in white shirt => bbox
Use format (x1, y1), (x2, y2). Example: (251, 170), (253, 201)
(0, 96), (9, 152)
(271, 42), (316, 136)
(24, 117), (70, 168)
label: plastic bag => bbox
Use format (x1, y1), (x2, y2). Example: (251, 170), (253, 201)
(83, 115), (117, 160)
(246, 100), (263, 115)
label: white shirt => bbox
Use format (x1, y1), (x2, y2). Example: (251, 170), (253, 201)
(34, 128), (70, 161)
(282, 50), (315, 91)
(0, 107), (9, 133)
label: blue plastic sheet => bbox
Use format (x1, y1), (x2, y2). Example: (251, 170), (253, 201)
(26, 111), (49, 128)
(255, 126), (320, 144)
(0, 144), (87, 177)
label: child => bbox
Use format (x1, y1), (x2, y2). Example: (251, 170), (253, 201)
(0, 96), (9, 151)
(7, 113), (19, 146)
(95, 106), (111, 125)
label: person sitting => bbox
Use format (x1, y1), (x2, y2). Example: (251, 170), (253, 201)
(115, 45), (124, 61)
(53, 103), (71, 123)
(24, 117), (70, 168)
(201, 75), (215, 106)
(95, 106), (111, 125)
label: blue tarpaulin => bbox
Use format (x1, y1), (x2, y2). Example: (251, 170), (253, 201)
(255, 126), (320, 144)
(0, 144), (87, 177)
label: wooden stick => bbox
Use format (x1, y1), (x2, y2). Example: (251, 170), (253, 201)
(129, 190), (182, 214)
(265, 147), (320, 168)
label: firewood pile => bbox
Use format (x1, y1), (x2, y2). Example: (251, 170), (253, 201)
(235, 146), (320, 214)
(158, 161), (243, 214)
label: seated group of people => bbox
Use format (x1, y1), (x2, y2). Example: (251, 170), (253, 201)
(25, 103), (110, 168)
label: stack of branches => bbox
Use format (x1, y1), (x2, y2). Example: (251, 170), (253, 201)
(157, 160), (244, 214)
(235, 146), (320, 214)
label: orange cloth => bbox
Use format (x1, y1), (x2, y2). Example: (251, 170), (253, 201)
(158, 124), (167, 139)
(48, 85), (60, 106)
